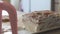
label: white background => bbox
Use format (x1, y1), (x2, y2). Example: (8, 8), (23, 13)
(22, 0), (51, 12)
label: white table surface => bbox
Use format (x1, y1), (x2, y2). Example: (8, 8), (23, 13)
(4, 30), (32, 34)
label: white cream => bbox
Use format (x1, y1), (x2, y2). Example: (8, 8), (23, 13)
(2, 10), (9, 16)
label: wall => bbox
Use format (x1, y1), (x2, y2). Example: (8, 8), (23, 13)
(11, 0), (20, 10)
(22, 0), (29, 12)
(31, 0), (51, 12)
(22, 0), (51, 12)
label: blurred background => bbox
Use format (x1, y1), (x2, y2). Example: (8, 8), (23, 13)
(0, 0), (60, 34)
(1, 0), (59, 12)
